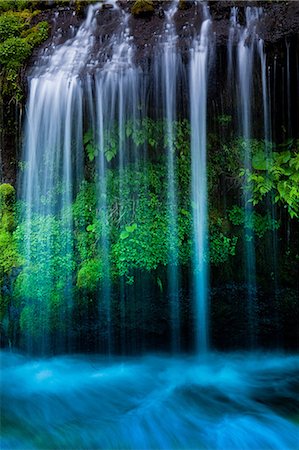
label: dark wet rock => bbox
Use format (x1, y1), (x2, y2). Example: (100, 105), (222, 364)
(158, 6), (164, 18)
(103, 3), (115, 9)
(21, 1), (299, 81)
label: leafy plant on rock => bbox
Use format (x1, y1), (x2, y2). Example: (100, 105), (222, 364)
(240, 139), (299, 218)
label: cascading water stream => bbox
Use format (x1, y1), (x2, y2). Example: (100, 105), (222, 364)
(20, 4), (100, 352)
(19, 0), (223, 356)
(227, 7), (238, 86)
(259, 40), (270, 145)
(16, 1), (294, 357)
(20, 1), (149, 354)
(2, 351), (299, 449)
(237, 7), (261, 347)
(190, 5), (211, 354)
(160, 0), (180, 352)
(259, 39), (279, 298)
(227, 6), (285, 346)
(92, 7), (141, 353)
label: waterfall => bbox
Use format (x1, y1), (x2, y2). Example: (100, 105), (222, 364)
(259, 40), (270, 145)
(227, 7), (238, 85)
(19, 4), (100, 352)
(16, 1), (291, 355)
(259, 39), (279, 299)
(93, 8), (141, 354)
(160, 0), (180, 352)
(19, 0), (213, 354)
(190, 5), (211, 353)
(237, 7), (261, 347)
(20, 1), (148, 354)
(3, 2), (299, 446)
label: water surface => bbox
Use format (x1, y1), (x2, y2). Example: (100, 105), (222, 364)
(1, 351), (298, 449)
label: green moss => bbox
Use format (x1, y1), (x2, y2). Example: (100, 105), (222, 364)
(0, 184), (19, 325)
(0, 8), (49, 100)
(131, 0), (154, 17)
(0, 184), (18, 273)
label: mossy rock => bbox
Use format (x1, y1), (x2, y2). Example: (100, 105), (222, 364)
(131, 0), (154, 17)
(0, 6), (49, 100)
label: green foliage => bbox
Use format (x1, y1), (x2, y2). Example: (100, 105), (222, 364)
(227, 205), (244, 226)
(228, 205), (280, 238)
(73, 161), (175, 284)
(207, 136), (244, 193)
(21, 21), (48, 46)
(73, 181), (97, 228)
(83, 128), (117, 162)
(14, 214), (74, 333)
(120, 223), (138, 240)
(19, 302), (49, 337)
(83, 118), (166, 163)
(208, 138), (273, 194)
(10, 118), (298, 343)
(83, 118), (191, 166)
(0, 37), (31, 68)
(0, 228), (18, 275)
(217, 114), (232, 126)
(210, 232), (238, 264)
(209, 213), (238, 265)
(77, 258), (102, 290)
(13, 191), (77, 338)
(111, 172), (170, 277)
(125, 118), (163, 148)
(14, 119), (292, 344)
(74, 119), (239, 285)
(241, 139), (299, 218)
(83, 129), (98, 161)
(0, 12), (26, 42)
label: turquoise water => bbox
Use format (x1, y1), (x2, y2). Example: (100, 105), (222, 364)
(1, 351), (298, 449)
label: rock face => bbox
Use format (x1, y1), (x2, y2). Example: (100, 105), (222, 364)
(1, 0), (299, 185)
